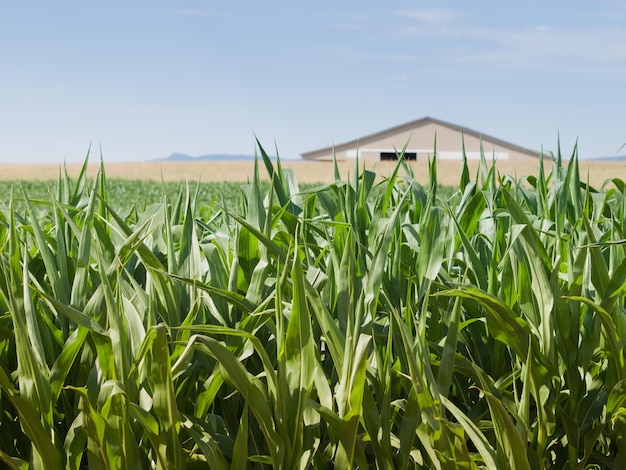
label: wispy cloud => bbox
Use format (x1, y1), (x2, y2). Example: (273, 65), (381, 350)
(395, 8), (462, 25)
(458, 26), (626, 68)
(390, 7), (626, 71)
(322, 8), (462, 37)
(393, 8), (465, 36)
(317, 5), (626, 76)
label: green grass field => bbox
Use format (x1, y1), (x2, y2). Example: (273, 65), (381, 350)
(0, 147), (625, 469)
(0, 180), (260, 214)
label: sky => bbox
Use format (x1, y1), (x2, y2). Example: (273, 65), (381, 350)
(1, 1), (625, 163)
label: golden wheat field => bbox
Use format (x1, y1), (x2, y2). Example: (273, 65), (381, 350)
(0, 159), (625, 187)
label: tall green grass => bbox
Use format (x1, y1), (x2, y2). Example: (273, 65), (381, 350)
(0, 146), (625, 468)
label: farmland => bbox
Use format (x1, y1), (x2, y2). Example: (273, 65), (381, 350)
(1, 155), (624, 187)
(1, 148), (626, 468)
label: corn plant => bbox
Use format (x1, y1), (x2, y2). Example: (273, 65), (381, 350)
(0, 143), (625, 469)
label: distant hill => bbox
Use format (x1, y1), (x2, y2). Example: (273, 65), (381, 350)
(162, 153), (257, 162)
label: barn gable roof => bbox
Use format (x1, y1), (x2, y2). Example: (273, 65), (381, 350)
(301, 116), (544, 159)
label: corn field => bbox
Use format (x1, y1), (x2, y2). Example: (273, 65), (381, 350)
(1, 144), (625, 469)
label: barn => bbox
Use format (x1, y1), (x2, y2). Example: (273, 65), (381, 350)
(301, 116), (547, 162)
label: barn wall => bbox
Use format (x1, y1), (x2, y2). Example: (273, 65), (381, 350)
(302, 122), (540, 161)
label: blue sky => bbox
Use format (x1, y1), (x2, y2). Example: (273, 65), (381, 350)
(1, 1), (625, 163)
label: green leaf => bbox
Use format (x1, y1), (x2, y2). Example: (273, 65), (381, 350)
(149, 325), (185, 469)
(436, 287), (531, 359)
